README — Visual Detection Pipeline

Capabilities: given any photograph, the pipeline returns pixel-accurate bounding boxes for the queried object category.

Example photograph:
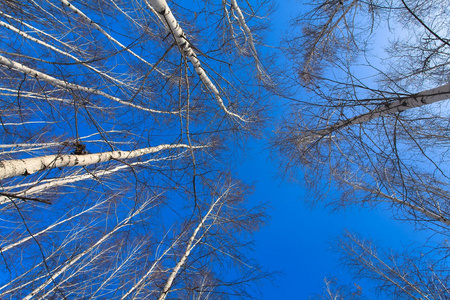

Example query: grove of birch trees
[278,0,450,298]
[2,0,450,298]
[0,0,272,298]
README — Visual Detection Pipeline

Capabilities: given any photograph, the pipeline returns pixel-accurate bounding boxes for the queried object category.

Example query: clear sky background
[235,1,433,298]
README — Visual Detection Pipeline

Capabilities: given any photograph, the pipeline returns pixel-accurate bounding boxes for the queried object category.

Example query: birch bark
[299,83,450,145]
[147,0,247,122]
[157,191,225,300]
[333,83,450,127]
[341,233,433,300]
[0,153,185,205]
[229,0,270,83]
[342,179,450,227]
[0,19,135,89]
[0,143,204,180]
[120,233,180,299]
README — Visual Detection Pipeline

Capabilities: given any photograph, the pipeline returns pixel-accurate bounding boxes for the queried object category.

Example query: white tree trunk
[120,234,179,299]
[229,0,270,83]
[122,188,226,300]
[0,19,133,88]
[90,242,144,299]
[334,83,450,128]
[0,55,177,114]
[0,87,75,107]
[157,190,225,300]
[299,83,450,146]
[147,0,247,122]
[344,234,429,300]
[344,180,450,226]
[0,143,204,180]
[0,152,185,205]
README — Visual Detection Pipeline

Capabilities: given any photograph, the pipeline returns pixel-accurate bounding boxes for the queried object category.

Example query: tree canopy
[277,0,450,298]
[0,0,273,298]
[1,0,450,298]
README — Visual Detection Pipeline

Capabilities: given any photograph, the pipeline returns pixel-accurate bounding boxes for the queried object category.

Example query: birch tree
[0,181,267,299]
[273,2,450,296]
[276,0,450,231]
[335,232,450,299]
[0,0,272,297]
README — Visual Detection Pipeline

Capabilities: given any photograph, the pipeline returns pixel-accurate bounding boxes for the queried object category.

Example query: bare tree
[335,232,450,299]
[276,2,450,296]
[0,0,273,297]
[276,0,450,231]
[0,180,268,299]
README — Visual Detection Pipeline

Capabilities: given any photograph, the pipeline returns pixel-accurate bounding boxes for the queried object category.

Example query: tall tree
[0,0,272,297]
[276,0,450,231]
[277,1,450,296]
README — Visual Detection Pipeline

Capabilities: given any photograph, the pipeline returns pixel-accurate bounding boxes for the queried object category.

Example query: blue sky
[234,1,434,297]
[237,140,431,298]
